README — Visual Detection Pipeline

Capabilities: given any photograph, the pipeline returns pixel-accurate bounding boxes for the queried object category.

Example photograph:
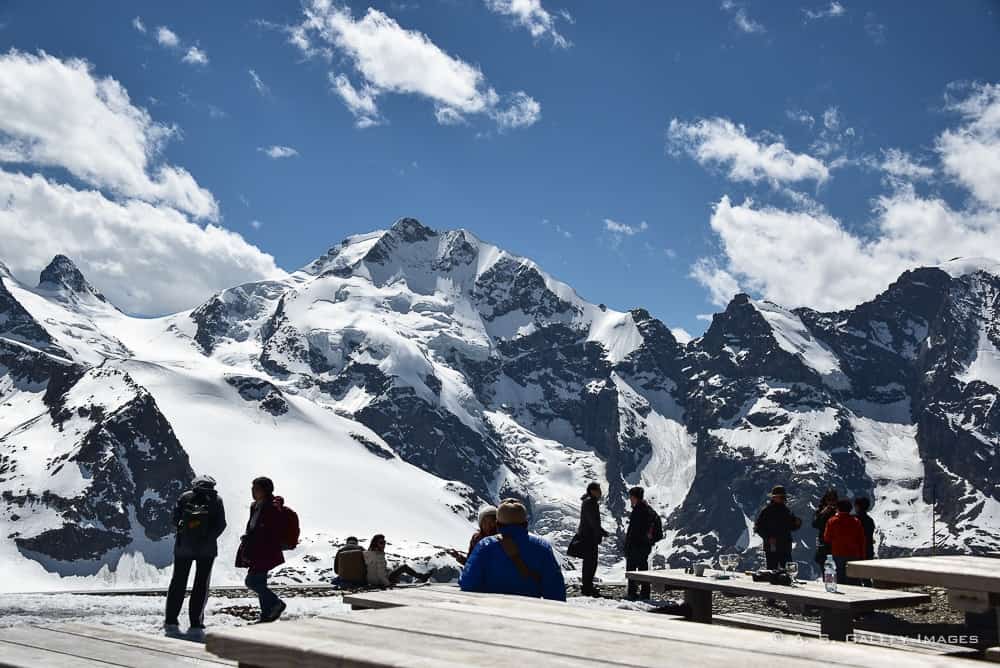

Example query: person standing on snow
[165,475,226,640]
[573,482,609,597]
[236,476,287,623]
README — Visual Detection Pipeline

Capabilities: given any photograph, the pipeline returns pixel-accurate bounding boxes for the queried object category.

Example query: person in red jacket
[236,476,287,622]
[823,499,866,584]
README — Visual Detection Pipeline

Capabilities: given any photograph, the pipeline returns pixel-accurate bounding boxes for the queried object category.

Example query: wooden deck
[0,623,235,667]
[207,600,980,667]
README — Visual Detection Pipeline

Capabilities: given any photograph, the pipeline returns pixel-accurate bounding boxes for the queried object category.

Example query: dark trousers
[245,571,282,617]
[581,546,598,593]
[765,550,791,571]
[626,549,651,599]
[833,557,856,585]
[165,556,214,628]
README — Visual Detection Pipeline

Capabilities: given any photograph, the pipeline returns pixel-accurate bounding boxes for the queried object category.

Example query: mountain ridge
[1,217,998,590]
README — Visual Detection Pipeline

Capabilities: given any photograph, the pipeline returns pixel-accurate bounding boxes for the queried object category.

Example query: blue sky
[1,1,999,335]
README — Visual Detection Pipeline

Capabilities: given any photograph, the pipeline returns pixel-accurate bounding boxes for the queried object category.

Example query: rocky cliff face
[2,223,999,585]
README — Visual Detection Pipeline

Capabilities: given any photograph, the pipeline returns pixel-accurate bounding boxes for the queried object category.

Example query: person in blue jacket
[459,498,566,601]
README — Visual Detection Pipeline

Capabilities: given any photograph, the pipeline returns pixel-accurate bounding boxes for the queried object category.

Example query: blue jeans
[245,572,282,617]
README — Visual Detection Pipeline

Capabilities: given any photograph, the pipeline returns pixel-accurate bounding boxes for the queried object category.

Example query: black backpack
[647,506,664,545]
[179,493,214,541]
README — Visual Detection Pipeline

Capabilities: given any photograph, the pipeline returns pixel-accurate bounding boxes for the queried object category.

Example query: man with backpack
[165,475,227,640]
[236,476,299,623]
[625,486,662,601]
[459,498,566,601]
[333,536,367,586]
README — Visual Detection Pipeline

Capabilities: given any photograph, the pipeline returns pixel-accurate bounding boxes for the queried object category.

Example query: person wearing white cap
[165,475,226,641]
[467,505,498,557]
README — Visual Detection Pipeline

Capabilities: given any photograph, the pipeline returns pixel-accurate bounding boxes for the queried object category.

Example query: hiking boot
[262,600,287,623]
[164,623,182,638]
[186,627,206,643]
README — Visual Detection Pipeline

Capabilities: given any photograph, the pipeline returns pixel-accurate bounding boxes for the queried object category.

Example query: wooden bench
[207,603,978,667]
[714,612,980,657]
[0,623,236,667]
[627,569,931,641]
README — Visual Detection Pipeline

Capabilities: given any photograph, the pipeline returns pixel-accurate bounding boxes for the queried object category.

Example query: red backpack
[273,496,300,550]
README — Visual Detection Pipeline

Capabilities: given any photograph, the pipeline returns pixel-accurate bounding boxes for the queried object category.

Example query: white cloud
[0,50,217,219]
[483,0,571,48]
[0,170,282,314]
[938,82,1000,209]
[803,2,846,21]
[207,104,227,120]
[604,219,649,236]
[721,1,766,34]
[691,257,742,306]
[493,91,541,130]
[694,191,1000,311]
[786,109,815,127]
[182,46,209,66]
[671,327,693,344]
[258,145,299,159]
[249,68,270,96]
[156,26,180,48]
[292,2,539,130]
[877,148,934,182]
[250,219,263,230]
[330,73,381,127]
[822,106,840,131]
[132,17,146,34]
[0,53,281,314]
[668,117,829,185]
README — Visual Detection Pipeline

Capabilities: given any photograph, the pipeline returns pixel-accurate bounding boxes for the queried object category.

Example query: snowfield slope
[1,223,999,590]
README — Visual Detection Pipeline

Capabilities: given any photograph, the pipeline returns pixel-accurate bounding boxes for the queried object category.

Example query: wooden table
[848,556,1000,639]
[206,602,976,667]
[0,623,235,667]
[626,569,930,640]
[344,585,684,635]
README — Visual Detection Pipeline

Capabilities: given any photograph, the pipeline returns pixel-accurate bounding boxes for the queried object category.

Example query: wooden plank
[344,589,684,632]
[627,570,930,610]
[207,617,596,668]
[0,626,212,667]
[36,624,236,665]
[300,605,972,667]
[0,640,118,668]
[715,614,980,656]
[847,556,1000,593]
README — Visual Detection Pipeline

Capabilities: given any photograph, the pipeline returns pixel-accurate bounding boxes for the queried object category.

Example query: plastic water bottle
[823,555,837,593]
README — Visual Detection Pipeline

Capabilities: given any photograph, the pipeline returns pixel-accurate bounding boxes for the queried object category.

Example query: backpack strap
[496,534,542,584]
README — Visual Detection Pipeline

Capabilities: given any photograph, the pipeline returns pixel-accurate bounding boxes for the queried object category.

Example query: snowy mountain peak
[37,255,107,303]
[389,217,437,242]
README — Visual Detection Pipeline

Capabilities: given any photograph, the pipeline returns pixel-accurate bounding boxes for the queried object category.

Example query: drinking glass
[727,553,739,577]
[786,561,799,582]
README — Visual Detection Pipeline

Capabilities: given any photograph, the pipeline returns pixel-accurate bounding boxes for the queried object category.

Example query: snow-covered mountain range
[1,218,998,591]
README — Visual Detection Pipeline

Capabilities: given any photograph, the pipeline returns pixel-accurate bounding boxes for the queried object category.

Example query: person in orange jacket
[823,499,866,584]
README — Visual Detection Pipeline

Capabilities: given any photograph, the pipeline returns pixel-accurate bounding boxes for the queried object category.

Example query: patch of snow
[753,300,851,390]
[957,323,1000,389]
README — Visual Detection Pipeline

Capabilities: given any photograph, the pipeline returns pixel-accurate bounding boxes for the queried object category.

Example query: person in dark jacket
[236,476,287,623]
[165,475,226,639]
[333,536,366,585]
[459,498,566,601]
[753,485,801,571]
[625,486,658,601]
[575,482,609,597]
[853,497,875,561]
[812,489,839,568]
